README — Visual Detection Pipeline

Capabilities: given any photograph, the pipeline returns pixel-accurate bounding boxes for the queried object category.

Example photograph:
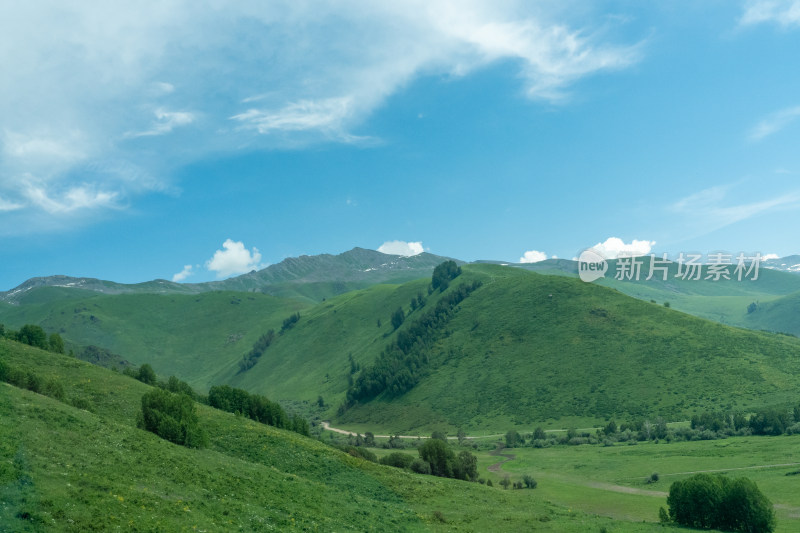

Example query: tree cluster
[666,474,775,532]
[280,312,300,334]
[366,436,479,483]
[0,359,66,402]
[207,384,309,436]
[417,439,478,481]
[137,388,207,448]
[239,329,275,372]
[342,280,482,408]
[430,260,461,292]
[1,323,65,354]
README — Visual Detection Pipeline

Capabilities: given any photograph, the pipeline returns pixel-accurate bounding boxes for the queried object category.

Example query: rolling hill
[0,290,308,389]
[223,265,800,432]
[3,260,800,434]
[744,290,800,337]
[0,338,667,532]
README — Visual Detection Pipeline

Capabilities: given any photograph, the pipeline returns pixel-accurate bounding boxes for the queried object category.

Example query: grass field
[473,436,800,532]
[1,339,682,532]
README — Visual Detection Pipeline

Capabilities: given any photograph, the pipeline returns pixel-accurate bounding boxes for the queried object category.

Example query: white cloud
[206,239,264,278]
[590,237,655,259]
[741,0,800,27]
[378,240,424,256]
[762,253,781,260]
[127,108,195,138]
[0,1,641,232]
[749,106,800,140]
[172,264,194,282]
[519,250,550,263]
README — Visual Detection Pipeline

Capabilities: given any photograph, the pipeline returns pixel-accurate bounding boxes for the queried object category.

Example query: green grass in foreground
[1,339,675,532]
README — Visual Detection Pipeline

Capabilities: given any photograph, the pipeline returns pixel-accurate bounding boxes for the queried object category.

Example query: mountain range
[2,248,800,433]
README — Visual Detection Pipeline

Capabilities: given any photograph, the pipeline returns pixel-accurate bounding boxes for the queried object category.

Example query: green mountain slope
[228,265,800,432]
[341,266,800,431]
[3,263,800,434]
[0,340,666,532]
[744,290,800,336]
[0,290,308,389]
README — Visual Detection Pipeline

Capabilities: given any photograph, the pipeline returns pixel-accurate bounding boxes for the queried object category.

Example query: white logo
[578,248,607,283]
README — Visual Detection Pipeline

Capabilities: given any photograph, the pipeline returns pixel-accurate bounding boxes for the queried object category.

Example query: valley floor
[358,431,800,532]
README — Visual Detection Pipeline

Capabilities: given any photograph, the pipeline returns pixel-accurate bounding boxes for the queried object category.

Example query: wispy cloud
[748,105,800,140]
[231,97,370,143]
[23,181,121,215]
[0,196,23,212]
[670,184,800,235]
[741,0,800,27]
[127,108,195,138]
[0,1,642,233]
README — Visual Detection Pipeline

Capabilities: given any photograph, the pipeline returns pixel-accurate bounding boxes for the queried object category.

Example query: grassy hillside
[335,265,800,432]
[4,264,800,435]
[744,290,800,336]
[0,290,308,390]
[0,339,669,532]
[516,256,800,329]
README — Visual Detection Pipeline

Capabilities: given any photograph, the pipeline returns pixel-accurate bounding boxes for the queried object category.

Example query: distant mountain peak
[0,247,460,304]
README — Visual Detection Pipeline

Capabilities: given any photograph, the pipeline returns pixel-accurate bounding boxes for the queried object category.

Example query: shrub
[410,458,431,475]
[344,446,377,462]
[48,333,65,354]
[42,379,66,401]
[136,364,157,386]
[25,372,42,393]
[137,389,206,448]
[380,452,416,469]
[523,474,538,489]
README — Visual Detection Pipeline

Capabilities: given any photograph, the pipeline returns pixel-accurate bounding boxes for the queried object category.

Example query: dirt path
[586,481,667,497]
[487,446,516,473]
[319,421,504,440]
[651,462,800,477]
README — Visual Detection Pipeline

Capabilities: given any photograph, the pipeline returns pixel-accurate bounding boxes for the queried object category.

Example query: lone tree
[391,307,405,330]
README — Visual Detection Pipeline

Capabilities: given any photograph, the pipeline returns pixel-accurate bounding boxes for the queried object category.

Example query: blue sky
[2,0,800,289]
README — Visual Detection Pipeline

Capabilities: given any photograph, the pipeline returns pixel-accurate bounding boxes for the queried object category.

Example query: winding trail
[320,421,504,440]
[487,446,516,473]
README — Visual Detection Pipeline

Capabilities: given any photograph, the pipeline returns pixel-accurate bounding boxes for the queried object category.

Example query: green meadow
[1,339,679,532]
